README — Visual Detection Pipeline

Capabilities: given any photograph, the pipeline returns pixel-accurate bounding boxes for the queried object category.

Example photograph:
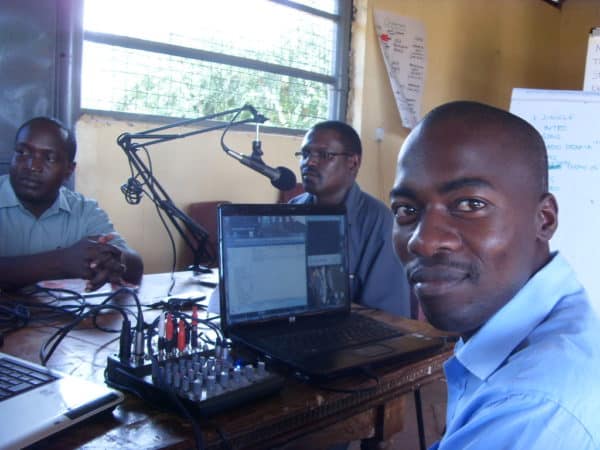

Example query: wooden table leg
[360,396,405,450]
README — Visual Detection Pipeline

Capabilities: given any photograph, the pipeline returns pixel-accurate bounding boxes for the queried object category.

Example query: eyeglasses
[294,149,353,162]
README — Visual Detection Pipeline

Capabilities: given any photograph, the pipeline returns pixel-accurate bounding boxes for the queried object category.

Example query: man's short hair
[311,120,362,156]
[15,116,77,162]
[423,101,549,193]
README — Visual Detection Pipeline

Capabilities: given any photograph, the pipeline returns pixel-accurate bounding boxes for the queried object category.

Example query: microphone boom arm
[117,104,267,273]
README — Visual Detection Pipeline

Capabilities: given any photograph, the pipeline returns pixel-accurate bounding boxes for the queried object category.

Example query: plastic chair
[186,200,230,268]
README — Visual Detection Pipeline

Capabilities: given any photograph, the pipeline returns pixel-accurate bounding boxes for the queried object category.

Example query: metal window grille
[81,0,351,131]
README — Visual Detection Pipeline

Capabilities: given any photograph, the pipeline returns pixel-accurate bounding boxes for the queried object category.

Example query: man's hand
[62,234,126,291]
[88,234,129,291]
[0,233,143,293]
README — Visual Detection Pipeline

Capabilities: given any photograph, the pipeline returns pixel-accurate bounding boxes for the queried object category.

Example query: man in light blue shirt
[0,175,126,256]
[390,101,600,449]
[291,120,410,317]
[0,117,143,292]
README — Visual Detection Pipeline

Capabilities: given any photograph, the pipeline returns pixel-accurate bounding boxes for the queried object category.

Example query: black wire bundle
[3,283,230,450]
[39,302,131,366]
[0,287,90,339]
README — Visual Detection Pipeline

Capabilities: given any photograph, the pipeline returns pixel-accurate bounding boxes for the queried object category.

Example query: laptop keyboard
[260,313,403,355]
[0,356,57,401]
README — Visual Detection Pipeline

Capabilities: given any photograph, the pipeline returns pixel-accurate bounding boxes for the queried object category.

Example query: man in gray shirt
[290,121,410,317]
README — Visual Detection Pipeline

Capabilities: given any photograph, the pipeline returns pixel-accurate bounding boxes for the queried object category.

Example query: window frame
[79,0,352,134]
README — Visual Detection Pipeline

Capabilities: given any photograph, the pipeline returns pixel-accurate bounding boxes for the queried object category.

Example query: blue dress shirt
[290,182,410,317]
[0,175,127,256]
[432,253,600,450]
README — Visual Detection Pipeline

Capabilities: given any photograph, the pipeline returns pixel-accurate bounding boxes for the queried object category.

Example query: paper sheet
[374,10,427,129]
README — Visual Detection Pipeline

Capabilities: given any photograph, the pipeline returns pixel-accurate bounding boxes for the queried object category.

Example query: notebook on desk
[218,203,444,379]
[0,352,124,450]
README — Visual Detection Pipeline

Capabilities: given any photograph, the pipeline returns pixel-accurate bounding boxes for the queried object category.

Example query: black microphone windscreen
[121,178,143,204]
[272,167,297,191]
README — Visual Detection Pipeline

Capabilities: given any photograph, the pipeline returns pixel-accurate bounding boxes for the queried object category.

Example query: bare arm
[0,249,76,291]
[0,235,144,292]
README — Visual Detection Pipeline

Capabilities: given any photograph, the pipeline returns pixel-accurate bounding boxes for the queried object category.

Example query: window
[81,0,351,131]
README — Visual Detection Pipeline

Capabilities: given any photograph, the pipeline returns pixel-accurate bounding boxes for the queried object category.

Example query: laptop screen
[218,204,349,328]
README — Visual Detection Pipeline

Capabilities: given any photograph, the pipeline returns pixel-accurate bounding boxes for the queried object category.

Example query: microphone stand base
[187,264,213,275]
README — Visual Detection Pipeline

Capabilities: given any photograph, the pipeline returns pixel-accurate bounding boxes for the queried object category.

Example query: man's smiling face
[390,113,555,338]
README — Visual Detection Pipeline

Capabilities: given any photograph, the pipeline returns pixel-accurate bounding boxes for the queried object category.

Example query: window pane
[290,0,338,14]
[81,42,329,129]
[83,0,336,76]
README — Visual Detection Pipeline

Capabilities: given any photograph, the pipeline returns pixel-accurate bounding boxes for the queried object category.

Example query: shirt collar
[455,252,583,380]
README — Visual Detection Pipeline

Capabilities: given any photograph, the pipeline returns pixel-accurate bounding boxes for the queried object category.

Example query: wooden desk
[1,272,452,450]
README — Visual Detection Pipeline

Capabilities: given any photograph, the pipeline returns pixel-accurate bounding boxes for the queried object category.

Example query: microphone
[220,113,297,191]
[121,177,143,204]
[234,153,297,191]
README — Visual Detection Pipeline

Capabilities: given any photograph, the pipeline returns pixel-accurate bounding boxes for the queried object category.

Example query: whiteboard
[510,88,600,313]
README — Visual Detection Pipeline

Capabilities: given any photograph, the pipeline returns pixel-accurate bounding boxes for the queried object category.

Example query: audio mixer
[105,307,284,416]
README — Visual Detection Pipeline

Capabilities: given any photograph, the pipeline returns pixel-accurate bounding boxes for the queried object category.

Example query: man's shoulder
[0,174,11,193]
[58,187,123,242]
[347,183,385,207]
[358,188,389,210]
[0,175,23,208]
[490,296,600,398]
[348,184,393,222]
[0,175,12,200]
[59,186,97,205]
[58,187,106,216]
[483,319,600,442]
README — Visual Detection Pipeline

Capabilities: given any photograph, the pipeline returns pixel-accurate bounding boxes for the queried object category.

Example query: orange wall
[558,0,600,89]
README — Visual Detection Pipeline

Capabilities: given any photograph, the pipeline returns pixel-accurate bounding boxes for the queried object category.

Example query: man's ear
[348,154,361,175]
[536,193,558,243]
[63,161,76,182]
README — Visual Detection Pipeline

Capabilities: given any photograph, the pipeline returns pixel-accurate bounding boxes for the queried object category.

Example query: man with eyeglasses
[289,120,410,317]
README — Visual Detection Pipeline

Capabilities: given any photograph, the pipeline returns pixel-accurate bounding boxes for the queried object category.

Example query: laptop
[218,203,445,379]
[0,352,124,450]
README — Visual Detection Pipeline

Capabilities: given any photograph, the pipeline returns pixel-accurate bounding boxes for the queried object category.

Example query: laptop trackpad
[350,344,393,357]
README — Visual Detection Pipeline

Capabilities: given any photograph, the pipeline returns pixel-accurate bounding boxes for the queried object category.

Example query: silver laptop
[0,352,124,450]
[218,203,445,379]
